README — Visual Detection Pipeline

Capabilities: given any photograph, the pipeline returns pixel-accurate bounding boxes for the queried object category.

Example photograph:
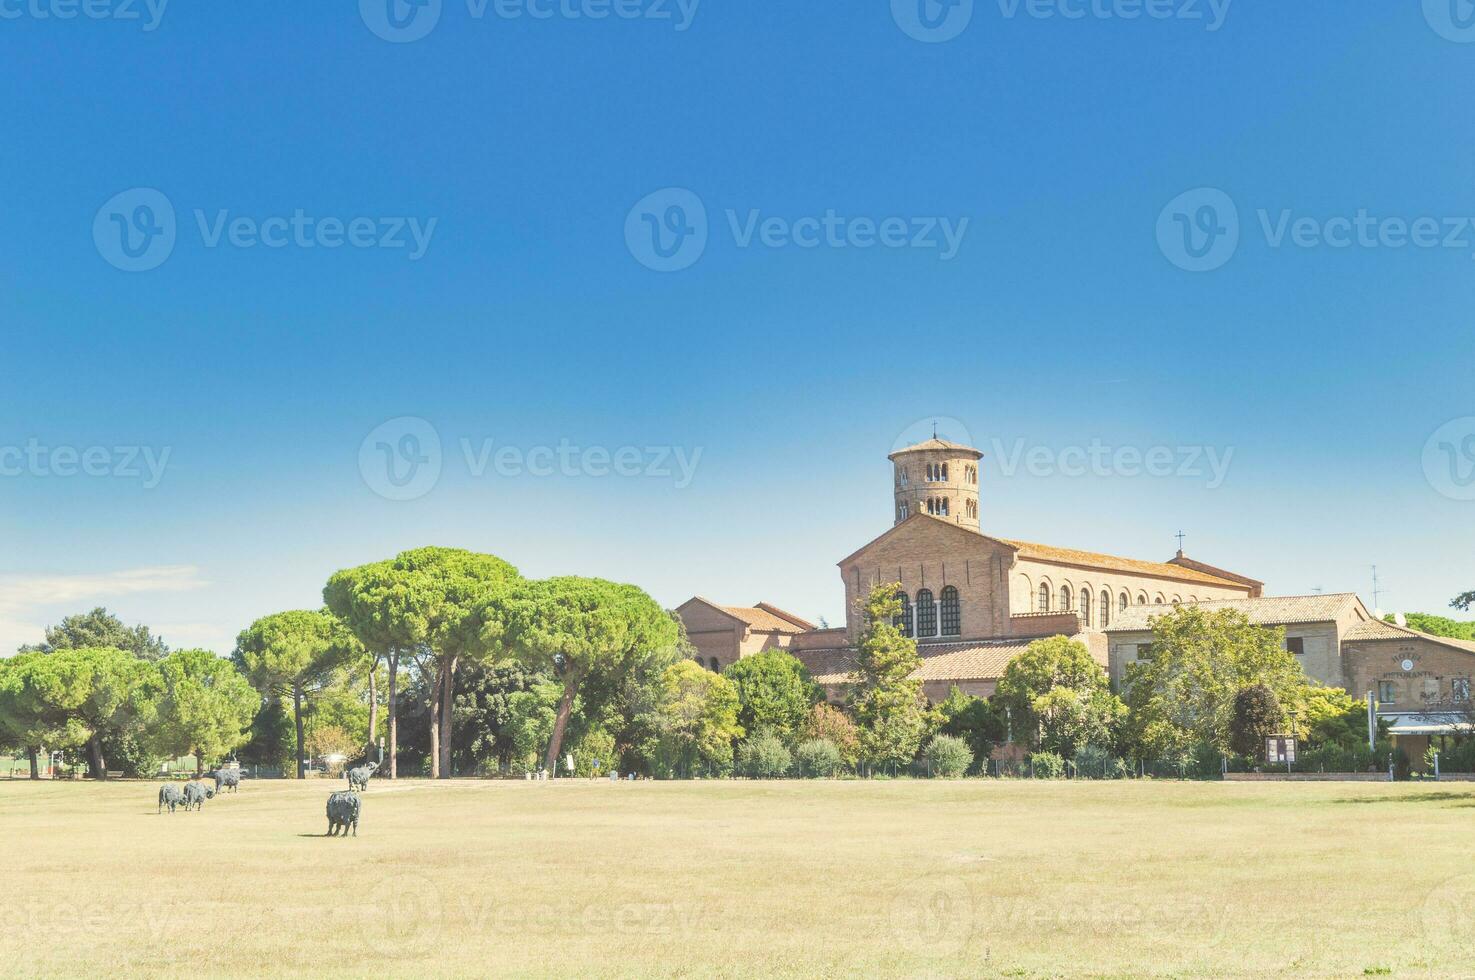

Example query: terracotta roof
[1345,618,1475,654]
[1000,539,1251,590]
[1105,593,1368,632]
[718,604,814,633]
[797,636,1097,687]
[888,438,983,460]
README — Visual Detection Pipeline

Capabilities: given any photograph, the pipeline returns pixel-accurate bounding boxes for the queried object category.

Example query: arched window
[898,467,909,487]
[894,591,914,637]
[940,586,960,636]
[1060,586,1072,611]
[1039,584,1051,612]
[1136,592,1148,605]
[1081,588,1092,627]
[1170,595,1182,605]
[898,502,909,520]
[1188,595,1198,602]
[916,589,937,637]
[1119,592,1129,612]
[1154,593,1166,605]
[965,499,977,519]
[940,497,949,516]
[1100,590,1111,627]
[941,463,948,481]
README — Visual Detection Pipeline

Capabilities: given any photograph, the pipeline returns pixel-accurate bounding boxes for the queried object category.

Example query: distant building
[674,435,1475,766]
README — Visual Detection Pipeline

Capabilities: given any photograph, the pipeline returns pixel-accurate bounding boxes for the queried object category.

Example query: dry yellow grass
[3,777,1473,978]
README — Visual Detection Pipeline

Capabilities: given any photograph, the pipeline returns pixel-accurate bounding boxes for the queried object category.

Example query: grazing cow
[347,761,378,792]
[326,791,361,837]
[212,769,241,794]
[182,781,215,811]
[158,784,184,814]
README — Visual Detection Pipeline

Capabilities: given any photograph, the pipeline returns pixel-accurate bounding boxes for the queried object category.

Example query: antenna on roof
[932,419,938,439]
[1175,530,1186,557]
[1371,565,1384,610]
[1312,586,1323,594]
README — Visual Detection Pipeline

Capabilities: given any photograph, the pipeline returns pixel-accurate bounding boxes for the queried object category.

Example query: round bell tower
[889,437,983,531]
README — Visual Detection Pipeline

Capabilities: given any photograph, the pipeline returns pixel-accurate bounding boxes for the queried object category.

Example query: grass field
[3,778,1474,978]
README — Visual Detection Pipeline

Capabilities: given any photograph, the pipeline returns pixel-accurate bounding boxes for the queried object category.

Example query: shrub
[926,734,973,778]
[1030,751,1065,779]
[737,732,792,778]
[1074,744,1128,779]
[794,738,845,778]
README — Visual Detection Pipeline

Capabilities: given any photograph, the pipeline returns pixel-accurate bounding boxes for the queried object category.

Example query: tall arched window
[916,589,937,638]
[1119,592,1129,613]
[898,502,909,520]
[1100,590,1111,627]
[1136,592,1148,605]
[1039,583,1051,612]
[940,586,960,636]
[1060,586,1072,611]
[894,591,914,637]
[1081,588,1092,627]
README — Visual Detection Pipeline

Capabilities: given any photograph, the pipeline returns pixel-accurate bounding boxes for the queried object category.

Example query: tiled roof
[888,438,983,459]
[1000,539,1251,589]
[719,604,814,633]
[1105,593,1366,632]
[1345,618,1475,653]
[798,638,1073,686]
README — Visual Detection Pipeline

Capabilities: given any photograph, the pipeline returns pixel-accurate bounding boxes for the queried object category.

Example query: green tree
[799,703,861,769]
[0,647,161,778]
[0,655,69,778]
[925,733,973,777]
[793,738,845,778]
[1387,612,1475,642]
[234,610,359,779]
[18,607,169,660]
[655,659,743,777]
[1229,684,1285,758]
[736,731,792,778]
[389,547,520,779]
[994,636,1123,758]
[722,650,821,742]
[153,649,259,773]
[937,686,1005,767]
[847,584,931,773]
[1123,607,1308,755]
[450,661,547,773]
[485,577,677,775]
[1455,590,1475,613]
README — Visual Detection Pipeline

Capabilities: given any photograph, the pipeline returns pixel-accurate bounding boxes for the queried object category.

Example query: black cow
[326,791,361,837]
[347,762,378,792]
[182,781,215,811]
[158,784,184,814]
[212,769,241,794]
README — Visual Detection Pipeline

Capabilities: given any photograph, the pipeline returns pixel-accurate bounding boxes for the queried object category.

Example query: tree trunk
[195,749,204,777]
[439,655,458,779]
[366,653,380,761]
[293,682,306,780]
[543,669,581,776]
[428,659,442,780]
[87,736,106,780]
[27,747,39,780]
[388,648,399,779]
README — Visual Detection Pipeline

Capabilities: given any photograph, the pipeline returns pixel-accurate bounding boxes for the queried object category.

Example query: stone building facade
[677,436,1259,702]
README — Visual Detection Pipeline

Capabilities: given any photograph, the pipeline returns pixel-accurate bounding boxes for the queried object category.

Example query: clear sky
[2,2,1473,654]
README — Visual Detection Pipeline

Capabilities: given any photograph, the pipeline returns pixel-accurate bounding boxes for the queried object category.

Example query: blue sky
[2,1,1473,654]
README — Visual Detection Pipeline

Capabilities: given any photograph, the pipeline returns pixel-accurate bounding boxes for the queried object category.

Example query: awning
[1379,712,1474,736]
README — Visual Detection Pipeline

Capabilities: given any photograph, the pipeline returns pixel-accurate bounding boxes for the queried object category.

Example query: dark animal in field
[158,784,184,814]
[326,791,361,837]
[182,781,215,811]
[347,761,378,792]
[212,769,241,794]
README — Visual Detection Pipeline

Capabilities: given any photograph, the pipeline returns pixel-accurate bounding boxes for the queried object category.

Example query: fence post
[1434,751,1441,780]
